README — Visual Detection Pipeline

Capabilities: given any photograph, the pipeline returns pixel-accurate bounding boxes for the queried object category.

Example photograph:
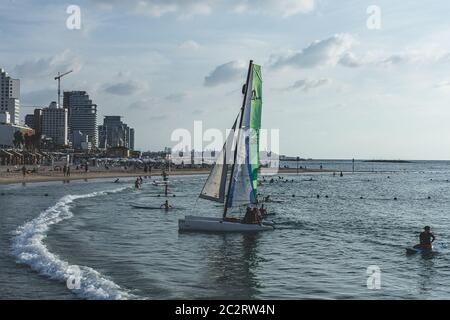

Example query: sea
[1,159,450,300]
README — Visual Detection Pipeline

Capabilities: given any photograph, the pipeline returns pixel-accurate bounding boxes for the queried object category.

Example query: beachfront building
[98,116,135,150]
[24,108,43,136]
[41,102,68,147]
[71,130,91,150]
[64,91,98,148]
[0,115,34,149]
[0,68,20,125]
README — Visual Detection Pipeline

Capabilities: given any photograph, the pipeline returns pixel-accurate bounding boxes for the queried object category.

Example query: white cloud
[233,0,315,17]
[271,34,356,69]
[91,0,215,18]
[434,80,450,89]
[284,78,331,92]
[204,61,247,87]
[91,0,315,18]
[338,52,362,68]
[178,40,200,50]
[13,50,82,79]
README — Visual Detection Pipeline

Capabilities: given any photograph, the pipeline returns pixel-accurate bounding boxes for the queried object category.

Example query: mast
[223,60,253,218]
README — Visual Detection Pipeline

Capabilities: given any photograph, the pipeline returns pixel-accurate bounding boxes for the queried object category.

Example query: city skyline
[1,1,450,159]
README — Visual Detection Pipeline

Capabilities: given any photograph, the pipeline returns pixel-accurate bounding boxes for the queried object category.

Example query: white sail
[225,63,260,210]
[199,114,239,203]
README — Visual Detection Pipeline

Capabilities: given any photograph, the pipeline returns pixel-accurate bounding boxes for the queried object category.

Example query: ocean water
[1,160,450,300]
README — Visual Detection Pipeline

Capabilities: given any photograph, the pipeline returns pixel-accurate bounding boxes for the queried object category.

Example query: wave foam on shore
[11,187,138,300]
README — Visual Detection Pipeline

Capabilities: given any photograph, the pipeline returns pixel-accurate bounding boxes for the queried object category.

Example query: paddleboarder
[413,226,435,250]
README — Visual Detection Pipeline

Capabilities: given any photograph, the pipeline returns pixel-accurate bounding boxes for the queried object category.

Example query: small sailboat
[179,60,274,232]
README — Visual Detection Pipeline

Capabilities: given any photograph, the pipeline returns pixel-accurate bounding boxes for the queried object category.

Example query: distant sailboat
[178,60,274,232]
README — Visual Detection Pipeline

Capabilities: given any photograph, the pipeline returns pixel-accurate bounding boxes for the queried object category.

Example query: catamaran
[178,60,274,232]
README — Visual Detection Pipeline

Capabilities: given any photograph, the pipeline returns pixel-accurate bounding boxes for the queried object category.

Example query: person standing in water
[413,226,435,250]
[161,200,172,210]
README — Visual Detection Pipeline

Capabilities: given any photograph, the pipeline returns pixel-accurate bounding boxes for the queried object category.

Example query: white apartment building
[0,68,20,125]
[42,101,68,146]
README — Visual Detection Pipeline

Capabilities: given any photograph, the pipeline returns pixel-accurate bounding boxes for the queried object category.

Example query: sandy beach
[0,166,327,185]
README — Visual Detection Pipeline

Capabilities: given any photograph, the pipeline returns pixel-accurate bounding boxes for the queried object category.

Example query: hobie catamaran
[178,60,274,232]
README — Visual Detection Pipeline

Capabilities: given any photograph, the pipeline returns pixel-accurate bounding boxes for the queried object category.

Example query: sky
[1,0,450,159]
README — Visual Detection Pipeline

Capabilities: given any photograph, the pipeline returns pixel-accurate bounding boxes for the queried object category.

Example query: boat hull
[179,216,274,232]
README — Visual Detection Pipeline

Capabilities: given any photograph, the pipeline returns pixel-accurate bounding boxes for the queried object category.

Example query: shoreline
[0,167,332,185]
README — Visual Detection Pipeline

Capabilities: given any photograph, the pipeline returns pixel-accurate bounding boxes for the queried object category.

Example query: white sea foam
[11,187,137,300]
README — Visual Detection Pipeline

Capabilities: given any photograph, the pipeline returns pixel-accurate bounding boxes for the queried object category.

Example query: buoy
[360,196,363,199]
[427,196,431,199]
[394,197,397,200]
[292,194,295,197]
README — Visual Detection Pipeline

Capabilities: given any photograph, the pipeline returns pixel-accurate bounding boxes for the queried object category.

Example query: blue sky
[1,0,450,159]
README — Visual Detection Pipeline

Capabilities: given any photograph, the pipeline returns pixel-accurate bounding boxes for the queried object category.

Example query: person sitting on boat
[413,226,435,250]
[252,207,261,224]
[259,204,267,216]
[161,200,172,210]
[243,206,252,223]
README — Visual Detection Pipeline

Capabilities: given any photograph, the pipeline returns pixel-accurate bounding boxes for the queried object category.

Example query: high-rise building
[0,68,20,125]
[99,116,135,150]
[41,101,68,146]
[24,107,43,135]
[129,128,135,150]
[64,91,98,147]
[98,125,107,149]
[24,114,35,128]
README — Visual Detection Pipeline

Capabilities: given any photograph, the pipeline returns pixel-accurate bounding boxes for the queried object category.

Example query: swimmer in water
[161,200,172,210]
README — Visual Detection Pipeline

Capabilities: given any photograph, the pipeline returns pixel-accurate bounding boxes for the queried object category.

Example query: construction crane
[54,70,73,108]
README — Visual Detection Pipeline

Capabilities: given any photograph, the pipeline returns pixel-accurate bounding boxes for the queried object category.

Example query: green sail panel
[226,62,262,210]
[249,64,262,195]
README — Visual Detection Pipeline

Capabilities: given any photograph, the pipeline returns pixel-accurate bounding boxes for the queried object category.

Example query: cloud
[103,80,144,96]
[91,0,214,18]
[149,114,169,120]
[178,40,200,50]
[338,52,362,68]
[271,33,357,69]
[13,50,82,79]
[233,0,315,17]
[21,88,56,106]
[434,80,450,89]
[165,92,188,102]
[129,98,157,110]
[284,78,331,92]
[204,61,247,87]
[90,0,315,18]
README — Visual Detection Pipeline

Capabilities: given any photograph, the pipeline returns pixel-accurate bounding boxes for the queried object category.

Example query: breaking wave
[11,187,138,300]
